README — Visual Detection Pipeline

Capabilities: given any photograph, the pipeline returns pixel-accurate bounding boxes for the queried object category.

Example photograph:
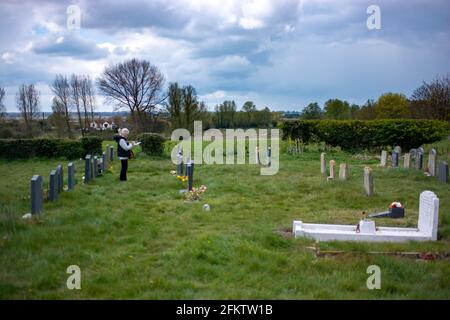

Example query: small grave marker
[364,166,374,197]
[339,163,348,181]
[49,170,58,201]
[68,162,75,190]
[31,175,43,214]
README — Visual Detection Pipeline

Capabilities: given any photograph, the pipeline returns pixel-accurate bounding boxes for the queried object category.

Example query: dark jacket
[114,135,131,158]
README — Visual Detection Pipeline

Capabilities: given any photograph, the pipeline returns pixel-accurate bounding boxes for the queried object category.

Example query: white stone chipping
[293,191,439,242]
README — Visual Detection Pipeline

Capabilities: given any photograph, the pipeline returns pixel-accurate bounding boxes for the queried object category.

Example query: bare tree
[411,74,450,121]
[16,84,40,137]
[70,74,84,136]
[97,58,165,132]
[0,86,6,119]
[51,74,73,138]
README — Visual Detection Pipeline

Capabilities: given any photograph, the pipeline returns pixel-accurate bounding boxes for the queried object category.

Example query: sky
[0,0,449,112]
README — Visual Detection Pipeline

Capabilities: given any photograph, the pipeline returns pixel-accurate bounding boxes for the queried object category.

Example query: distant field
[0,139,449,299]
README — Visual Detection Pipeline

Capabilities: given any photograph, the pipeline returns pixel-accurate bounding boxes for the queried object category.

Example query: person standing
[113,128,136,181]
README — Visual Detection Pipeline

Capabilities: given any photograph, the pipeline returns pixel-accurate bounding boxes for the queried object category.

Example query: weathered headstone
[438,161,448,183]
[85,155,91,183]
[416,150,424,170]
[403,153,411,169]
[31,175,43,214]
[93,156,98,179]
[428,148,437,176]
[49,170,58,201]
[320,153,326,175]
[176,148,183,175]
[339,163,348,181]
[255,147,261,165]
[394,146,402,154]
[68,162,75,190]
[327,160,336,181]
[380,150,387,167]
[363,166,374,197]
[56,164,63,193]
[391,151,399,167]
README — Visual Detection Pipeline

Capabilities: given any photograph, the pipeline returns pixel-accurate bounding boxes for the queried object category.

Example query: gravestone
[176,148,183,175]
[85,155,91,183]
[56,164,63,193]
[380,150,387,167]
[438,162,448,183]
[327,160,336,181]
[415,149,423,170]
[109,146,114,161]
[394,146,402,154]
[339,163,348,181]
[363,166,374,197]
[102,152,107,173]
[320,153,326,175]
[391,151,399,167]
[428,148,437,176]
[187,161,193,191]
[68,162,75,190]
[31,175,43,214]
[49,170,58,201]
[93,156,98,179]
[255,147,261,165]
[267,147,272,167]
[403,153,411,169]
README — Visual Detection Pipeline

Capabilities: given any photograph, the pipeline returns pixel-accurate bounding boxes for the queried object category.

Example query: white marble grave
[293,191,439,242]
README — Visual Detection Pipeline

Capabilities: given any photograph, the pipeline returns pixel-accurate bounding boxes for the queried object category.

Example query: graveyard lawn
[0,140,449,299]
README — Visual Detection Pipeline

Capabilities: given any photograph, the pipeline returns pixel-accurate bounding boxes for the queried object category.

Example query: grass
[0,139,449,299]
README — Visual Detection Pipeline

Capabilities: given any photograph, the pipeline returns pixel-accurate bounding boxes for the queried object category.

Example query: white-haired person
[113,128,137,181]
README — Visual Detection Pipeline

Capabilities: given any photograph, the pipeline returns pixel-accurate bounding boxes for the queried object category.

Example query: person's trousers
[120,159,128,181]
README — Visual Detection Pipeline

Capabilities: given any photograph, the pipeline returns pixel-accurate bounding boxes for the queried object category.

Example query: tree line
[300,74,450,121]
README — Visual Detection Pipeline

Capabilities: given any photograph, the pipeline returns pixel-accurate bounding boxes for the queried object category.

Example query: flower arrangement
[177,175,188,183]
[389,202,403,209]
[185,185,207,201]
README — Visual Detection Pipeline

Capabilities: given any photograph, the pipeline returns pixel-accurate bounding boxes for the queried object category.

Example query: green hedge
[0,137,102,160]
[139,133,166,156]
[281,120,449,151]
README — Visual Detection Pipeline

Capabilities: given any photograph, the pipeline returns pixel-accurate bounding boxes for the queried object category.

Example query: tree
[324,99,350,119]
[79,75,96,128]
[165,82,183,129]
[0,86,6,119]
[16,84,40,137]
[358,99,377,120]
[50,97,68,137]
[242,101,256,127]
[411,74,450,121]
[301,102,322,119]
[215,100,236,128]
[70,74,84,135]
[51,75,73,138]
[182,85,198,133]
[97,58,165,132]
[349,104,360,119]
[375,92,410,119]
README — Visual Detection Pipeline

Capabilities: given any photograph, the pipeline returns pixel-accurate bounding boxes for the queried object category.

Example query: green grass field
[0,140,449,299]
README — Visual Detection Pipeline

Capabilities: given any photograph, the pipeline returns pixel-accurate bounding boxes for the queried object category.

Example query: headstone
[394,145,402,154]
[416,150,423,170]
[31,175,43,214]
[327,160,335,181]
[56,164,63,193]
[49,170,58,201]
[187,161,193,191]
[255,147,261,165]
[102,152,107,173]
[339,163,348,181]
[363,166,374,197]
[267,147,272,167]
[438,161,448,183]
[428,149,437,176]
[403,153,411,169]
[85,155,91,183]
[93,156,98,179]
[320,153,326,175]
[68,162,75,190]
[109,146,114,161]
[380,150,387,167]
[391,151,399,167]
[176,148,183,175]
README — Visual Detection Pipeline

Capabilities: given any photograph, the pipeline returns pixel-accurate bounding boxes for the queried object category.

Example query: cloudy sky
[0,0,449,112]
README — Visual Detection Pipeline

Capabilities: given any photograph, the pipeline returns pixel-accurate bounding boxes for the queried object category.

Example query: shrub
[0,137,103,160]
[139,133,166,156]
[281,119,449,151]
[80,136,102,157]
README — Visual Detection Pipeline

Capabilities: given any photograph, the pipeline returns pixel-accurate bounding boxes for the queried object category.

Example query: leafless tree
[51,74,73,138]
[97,58,165,132]
[411,74,450,121]
[70,74,84,135]
[0,86,6,119]
[16,84,40,137]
